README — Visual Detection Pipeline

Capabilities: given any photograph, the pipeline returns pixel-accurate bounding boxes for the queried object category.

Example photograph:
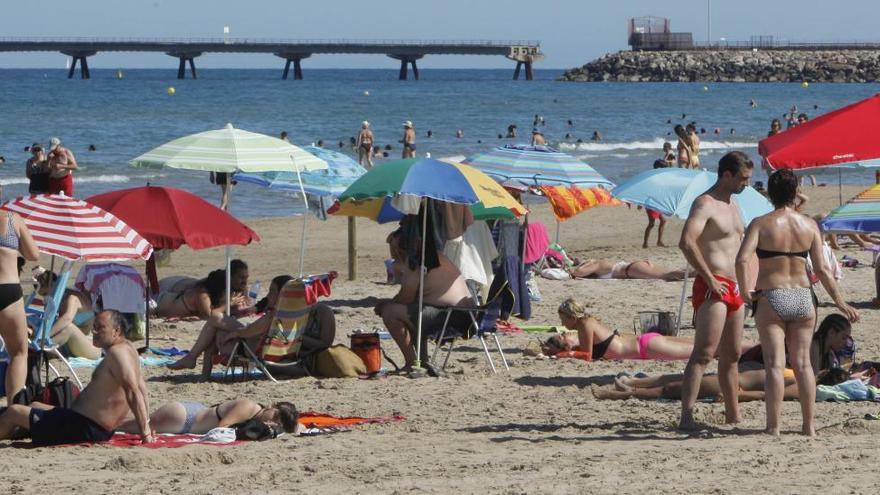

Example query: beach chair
[219,273,336,382]
[427,281,511,374]
[24,268,84,389]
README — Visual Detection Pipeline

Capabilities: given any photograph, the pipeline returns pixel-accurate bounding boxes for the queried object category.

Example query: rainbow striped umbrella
[461,144,614,188]
[1,194,153,262]
[820,184,880,233]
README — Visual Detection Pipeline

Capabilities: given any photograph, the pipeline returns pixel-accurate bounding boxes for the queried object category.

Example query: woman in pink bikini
[542,298,693,361]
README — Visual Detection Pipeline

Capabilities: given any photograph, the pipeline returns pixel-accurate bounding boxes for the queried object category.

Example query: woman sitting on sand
[32,270,101,359]
[167,275,336,379]
[118,399,300,435]
[567,258,688,281]
[541,298,694,361]
[154,269,227,319]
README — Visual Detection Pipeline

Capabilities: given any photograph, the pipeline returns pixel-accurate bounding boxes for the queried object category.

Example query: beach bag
[314,345,367,378]
[350,333,382,374]
[234,418,280,441]
[633,311,678,336]
[39,377,80,408]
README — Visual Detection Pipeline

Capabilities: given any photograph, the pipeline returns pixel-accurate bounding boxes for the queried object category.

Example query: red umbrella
[1,194,153,262]
[86,185,259,250]
[759,93,880,171]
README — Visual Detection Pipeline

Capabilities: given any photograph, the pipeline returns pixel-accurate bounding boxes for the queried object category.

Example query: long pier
[0,37,544,80]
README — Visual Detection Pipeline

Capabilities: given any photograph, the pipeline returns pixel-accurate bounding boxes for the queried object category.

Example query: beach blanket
[816,379,880,402]
[69,355,176,369]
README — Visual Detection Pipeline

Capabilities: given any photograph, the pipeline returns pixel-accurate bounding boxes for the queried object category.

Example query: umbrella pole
[414,198,428,371]
[294,162,309,277]
[225,247,232,317]
[348,216,357,281]
[676,263,690,334]
[838,169,843,206]
[555,220,560,244]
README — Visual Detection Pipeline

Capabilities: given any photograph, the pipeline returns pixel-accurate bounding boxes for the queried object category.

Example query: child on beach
[643,159,669,248]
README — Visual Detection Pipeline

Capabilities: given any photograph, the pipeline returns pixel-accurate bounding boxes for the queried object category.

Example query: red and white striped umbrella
[0,194,153,262]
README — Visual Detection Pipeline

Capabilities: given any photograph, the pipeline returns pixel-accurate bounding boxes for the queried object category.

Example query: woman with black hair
[736,168,858,437]
[155,269,228,319]
[119,399,299,435]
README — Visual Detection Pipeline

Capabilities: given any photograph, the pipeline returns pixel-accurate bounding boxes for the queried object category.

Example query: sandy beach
[3,183,879,495]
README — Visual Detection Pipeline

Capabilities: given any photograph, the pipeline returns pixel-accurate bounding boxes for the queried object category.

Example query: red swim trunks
[48,174,74,196]
[692,274,744,315]
[645,208,662,221]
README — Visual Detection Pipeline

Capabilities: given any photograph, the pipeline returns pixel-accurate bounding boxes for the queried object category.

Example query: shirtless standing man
[401,121,416,158]
[0,310,153,446]
[678,151,754,430]
[46,137,77,196]
[376,230,473,371]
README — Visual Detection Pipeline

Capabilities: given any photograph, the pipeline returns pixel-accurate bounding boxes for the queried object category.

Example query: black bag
[234,418,280,441]
[39,377,81,408]
[12,351,48,405]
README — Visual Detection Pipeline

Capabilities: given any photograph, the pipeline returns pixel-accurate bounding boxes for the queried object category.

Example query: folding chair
[428,303,509,374]
[25,265,83,389]
[219,273,336,382]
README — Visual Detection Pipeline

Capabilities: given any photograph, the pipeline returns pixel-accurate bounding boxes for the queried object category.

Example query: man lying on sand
[118,399,300,435]
[0,310,153,446]
[567,258,689,281]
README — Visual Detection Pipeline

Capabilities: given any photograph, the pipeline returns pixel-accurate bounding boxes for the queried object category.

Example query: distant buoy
[116,70,124,79]
[166,87,176,96]
[801,81,809,88]
[702,86,709,91]
[363,91,369,96]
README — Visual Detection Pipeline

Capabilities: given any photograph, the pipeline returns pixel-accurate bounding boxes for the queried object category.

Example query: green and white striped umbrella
[129,123,328,173]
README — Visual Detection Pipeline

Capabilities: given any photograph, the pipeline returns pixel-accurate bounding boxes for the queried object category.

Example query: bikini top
[0,213,19,251]
[592,330,619,360]
[755,247,808,259]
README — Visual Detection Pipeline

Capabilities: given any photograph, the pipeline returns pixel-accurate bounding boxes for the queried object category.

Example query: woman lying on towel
[566,258,688,281]
[541,298,693,361]
[118,399,300,435]
[167,275,335,379]
[591,367,851,402]
[154,269,227,319]
[33,270,101,359]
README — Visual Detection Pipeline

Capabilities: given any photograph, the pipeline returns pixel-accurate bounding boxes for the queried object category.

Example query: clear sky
[1,0,878,69]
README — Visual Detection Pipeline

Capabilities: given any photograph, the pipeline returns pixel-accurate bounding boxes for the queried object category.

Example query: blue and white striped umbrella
[462,144,614,188]
[233,146,367,197]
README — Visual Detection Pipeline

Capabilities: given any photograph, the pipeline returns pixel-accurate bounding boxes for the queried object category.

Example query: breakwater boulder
[558,50,880,83]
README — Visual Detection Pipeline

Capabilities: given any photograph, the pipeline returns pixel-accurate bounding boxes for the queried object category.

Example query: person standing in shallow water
[356,121,374,168]
[401,121,416,158]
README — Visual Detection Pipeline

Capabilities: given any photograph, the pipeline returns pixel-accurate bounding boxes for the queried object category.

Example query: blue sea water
[0,68,878,218]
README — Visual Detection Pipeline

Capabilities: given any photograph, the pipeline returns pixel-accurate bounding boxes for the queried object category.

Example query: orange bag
[350,333,382,373]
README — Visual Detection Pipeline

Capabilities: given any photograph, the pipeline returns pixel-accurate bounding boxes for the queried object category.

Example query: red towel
[302,272,338,305]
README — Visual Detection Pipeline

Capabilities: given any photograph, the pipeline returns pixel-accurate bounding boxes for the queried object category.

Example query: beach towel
[540,185,621,222]
[523,222,550,264]
[68,355,176,369]
[816,379,880,402]
[298,411,405,431]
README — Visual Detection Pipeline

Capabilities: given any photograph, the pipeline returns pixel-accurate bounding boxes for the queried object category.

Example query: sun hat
[403,121,413,128]
[49,137,61,150]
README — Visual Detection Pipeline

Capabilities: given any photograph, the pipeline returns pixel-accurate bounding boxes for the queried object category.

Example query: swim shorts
[692,274,744,315]
[645,208,662,221]
[47,174,73,196]
[407,303,472,339]
[29,407,113,447]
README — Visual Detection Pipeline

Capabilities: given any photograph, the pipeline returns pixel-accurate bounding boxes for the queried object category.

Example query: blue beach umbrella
[611,167,773,332]
[611,168,772,225]
[461,144,615,188]
[820,184,880,234]
[232,147,368,275]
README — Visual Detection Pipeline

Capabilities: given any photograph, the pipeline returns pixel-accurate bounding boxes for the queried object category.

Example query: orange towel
[298,412,405,429]
[540,186,620,221]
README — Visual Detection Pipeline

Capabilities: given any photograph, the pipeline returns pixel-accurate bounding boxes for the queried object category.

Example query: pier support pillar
[389,54,424,80]
[62,51,96,79]
[513,61,534,81]
[507,45,543,81]
[276,53,312,80]
[167,52,202,79]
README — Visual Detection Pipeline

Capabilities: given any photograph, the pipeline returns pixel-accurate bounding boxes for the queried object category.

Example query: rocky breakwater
[559,50,880,83]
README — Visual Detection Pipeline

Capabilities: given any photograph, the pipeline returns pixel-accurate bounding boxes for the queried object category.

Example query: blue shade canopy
[611,168,772,224]
[462,144,614,188]
[233,146,367,197]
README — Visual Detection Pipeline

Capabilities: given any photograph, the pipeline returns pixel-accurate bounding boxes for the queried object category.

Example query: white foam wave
[0,174,135,186]
[557,138,756,153]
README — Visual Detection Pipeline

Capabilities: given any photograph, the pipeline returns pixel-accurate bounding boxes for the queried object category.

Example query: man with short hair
[0,310,153,446]
[401,121,416,158]
[46,137,77,196]
[677,151,754,430]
